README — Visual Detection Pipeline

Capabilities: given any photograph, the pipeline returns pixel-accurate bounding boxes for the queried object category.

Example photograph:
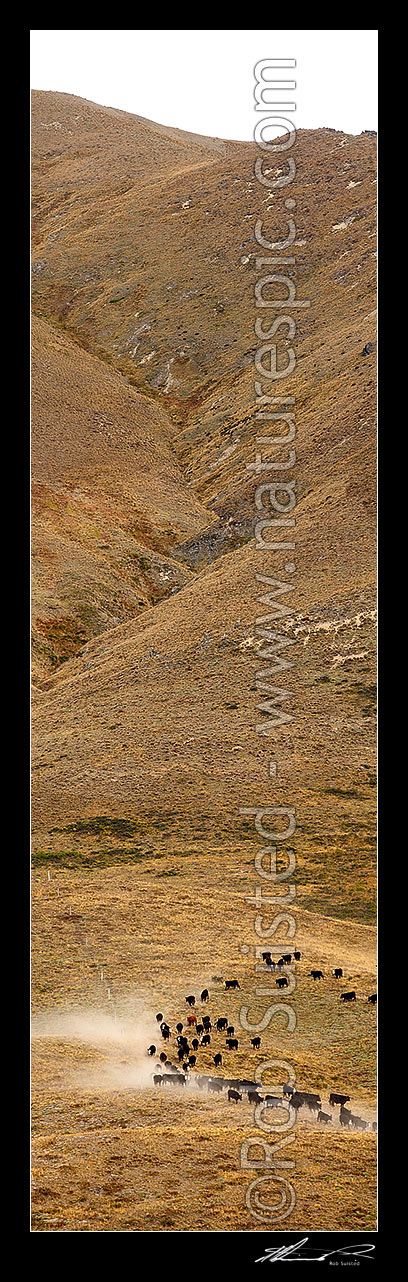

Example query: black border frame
[26,25,382,1263]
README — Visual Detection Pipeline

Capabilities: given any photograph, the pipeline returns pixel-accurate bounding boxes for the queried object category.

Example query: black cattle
[264,1095,282,1108]
[202,1016,211,1029]
[196,1075,210,1089]
[294,951,301,961]
[176,1022,183,1033]
[372,1121,377,1132]
[159,1052,167,1063]
[290,1092,305,1112]
[227,1025,235,1036]
[213,1053,222,1067]
[266,960,275,971]
[177,1035,187,1046]
[225,979,240,990]
[161,1027,170,1040]
[177,1047,185,1062]
[248,1090,262,1105]
[276,975,288,988]
[160,1021,169,1031]
[310,970,324,980]
[147,1044,156,1055]
[153,1074,163,1086]
[340,1106,352,1127]
[201,1033,211,1045]
[329,1092,350,1107]
[282,954,292,964]
[251,1036,261,1049]
[350,1114,368,1130]
[155,1013,163,1022]
[208,1078,224,1093]
[228,1088,242,1103]
[340,990,356,1002]
[215,1017,228,1031]
[186,995,196,1006]
[317,1110,332,1125]
[276,959,284,969]
[188,1055,196,1067]
[302,1092,321,1113]
[226,1037,238,1050]
[368,993,377,1005]
[333,968,343,979]
[196,1024,204,1035]
[192,1038,199,1051]
[283,1084,294,1098]
[201,989,209,1003]
[262,951,271,962]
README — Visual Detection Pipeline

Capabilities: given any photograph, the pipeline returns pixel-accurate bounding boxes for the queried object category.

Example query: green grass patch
[31,847,165,869]
[325,787,361,799]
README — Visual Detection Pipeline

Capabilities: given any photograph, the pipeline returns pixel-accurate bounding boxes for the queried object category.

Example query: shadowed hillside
[32,313,211,678]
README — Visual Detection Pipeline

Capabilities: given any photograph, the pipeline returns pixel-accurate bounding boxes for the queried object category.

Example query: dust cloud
[31,1004,166,1092]
[31,1006,377,1126]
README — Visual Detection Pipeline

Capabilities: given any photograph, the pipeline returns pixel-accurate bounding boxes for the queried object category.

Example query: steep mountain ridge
[31,93,376,926]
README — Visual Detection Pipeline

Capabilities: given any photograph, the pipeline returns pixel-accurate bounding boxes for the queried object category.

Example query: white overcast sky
[31,29,378,141]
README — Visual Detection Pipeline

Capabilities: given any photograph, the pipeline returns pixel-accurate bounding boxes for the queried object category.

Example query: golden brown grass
[31,853,376,1232]
[31,1067,376,1233]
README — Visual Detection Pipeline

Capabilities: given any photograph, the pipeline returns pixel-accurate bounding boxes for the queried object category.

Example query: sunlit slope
[31,93,376,412]
[32,524,375,922]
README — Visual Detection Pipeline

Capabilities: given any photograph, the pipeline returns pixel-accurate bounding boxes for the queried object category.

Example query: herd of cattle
[259,952,377,1005]
[145,960,376,1132]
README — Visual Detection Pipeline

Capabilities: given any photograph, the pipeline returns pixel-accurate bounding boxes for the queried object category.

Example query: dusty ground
[31,855,376,1232]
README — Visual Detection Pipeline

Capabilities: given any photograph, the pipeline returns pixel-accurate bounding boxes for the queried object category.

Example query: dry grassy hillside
[31,92,377,1233]
[31,92,375,410]
[31,314,211,678]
